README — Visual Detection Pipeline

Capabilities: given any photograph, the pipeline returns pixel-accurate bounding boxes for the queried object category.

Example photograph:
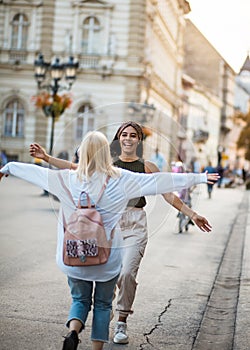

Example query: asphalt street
[0,176,250,350]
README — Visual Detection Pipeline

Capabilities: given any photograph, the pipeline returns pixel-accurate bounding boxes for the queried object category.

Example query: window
[11,13,29,50]
[4,99,25,137]
[82,16,101,54]
[76,104,95,139]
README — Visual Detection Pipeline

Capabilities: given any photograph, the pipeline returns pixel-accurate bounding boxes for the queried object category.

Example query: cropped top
[113,158,146,208]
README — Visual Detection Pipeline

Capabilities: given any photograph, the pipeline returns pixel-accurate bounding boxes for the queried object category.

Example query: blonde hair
[76,131,120,180]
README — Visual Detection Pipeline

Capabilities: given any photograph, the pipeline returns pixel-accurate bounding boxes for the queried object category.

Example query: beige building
[183,19,238,169]
[0,0,190,163]
[180,74,222,169]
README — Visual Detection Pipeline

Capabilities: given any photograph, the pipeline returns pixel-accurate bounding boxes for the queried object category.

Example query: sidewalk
[234,190,250,350]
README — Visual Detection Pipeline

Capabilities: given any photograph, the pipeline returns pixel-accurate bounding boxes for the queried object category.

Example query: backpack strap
[58,172,110,207]
[58,172,75,205]
[96,175,110,204]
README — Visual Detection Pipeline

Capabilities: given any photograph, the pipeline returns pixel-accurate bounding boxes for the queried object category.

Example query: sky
[187,0,250,73]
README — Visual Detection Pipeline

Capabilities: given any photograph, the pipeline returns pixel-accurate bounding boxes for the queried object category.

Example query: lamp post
[34,54,78,155]
[217,145,224,166]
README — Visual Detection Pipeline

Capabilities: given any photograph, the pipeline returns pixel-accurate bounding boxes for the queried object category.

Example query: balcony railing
[193,129,209,143]
[9,51,28,64]
[79,55,101,68]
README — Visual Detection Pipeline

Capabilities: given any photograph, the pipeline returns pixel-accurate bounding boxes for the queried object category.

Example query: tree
[236,110,250,161]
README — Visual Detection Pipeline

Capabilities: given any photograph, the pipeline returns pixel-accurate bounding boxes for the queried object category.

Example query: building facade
[0,0,190,163]
[234,55,250,170]
[183,19,238,169]
[180,74,222,170]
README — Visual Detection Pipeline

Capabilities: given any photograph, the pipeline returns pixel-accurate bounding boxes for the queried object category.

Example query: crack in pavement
[139,299,172,349]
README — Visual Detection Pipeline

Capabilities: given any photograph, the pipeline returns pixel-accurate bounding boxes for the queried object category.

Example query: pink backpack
[59,173,112,266]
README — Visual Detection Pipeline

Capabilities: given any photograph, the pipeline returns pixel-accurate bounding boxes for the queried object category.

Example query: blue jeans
[67,274,119,342]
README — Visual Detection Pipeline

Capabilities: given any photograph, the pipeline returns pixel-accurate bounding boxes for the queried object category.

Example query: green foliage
[236,110,250,161]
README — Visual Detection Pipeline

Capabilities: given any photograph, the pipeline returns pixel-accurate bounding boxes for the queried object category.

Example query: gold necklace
[119,156,139,162]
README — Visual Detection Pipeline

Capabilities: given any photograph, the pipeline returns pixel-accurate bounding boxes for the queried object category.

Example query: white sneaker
[113,321,129,344]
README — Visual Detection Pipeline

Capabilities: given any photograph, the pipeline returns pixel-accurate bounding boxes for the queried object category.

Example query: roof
[240,54,250,73]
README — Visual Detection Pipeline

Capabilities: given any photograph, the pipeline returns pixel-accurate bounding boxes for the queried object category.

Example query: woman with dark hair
[109,121,212,344]
[29,122,213,345]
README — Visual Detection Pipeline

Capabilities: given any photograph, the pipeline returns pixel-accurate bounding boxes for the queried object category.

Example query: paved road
[0,176,250,349]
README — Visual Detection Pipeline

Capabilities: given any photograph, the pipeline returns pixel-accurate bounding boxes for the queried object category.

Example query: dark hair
[73,147,79,164]
[110,121,144,158]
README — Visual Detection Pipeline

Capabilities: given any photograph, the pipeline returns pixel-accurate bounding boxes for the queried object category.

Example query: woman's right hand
[205,171,220,184]
[29,143,48,161]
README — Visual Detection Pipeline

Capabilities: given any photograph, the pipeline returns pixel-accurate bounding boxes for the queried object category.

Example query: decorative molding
[1,0,43,7]
[71,0,114,9]
[0,89,31,113]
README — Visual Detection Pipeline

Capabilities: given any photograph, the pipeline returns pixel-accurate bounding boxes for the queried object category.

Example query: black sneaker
[62,330,79,350]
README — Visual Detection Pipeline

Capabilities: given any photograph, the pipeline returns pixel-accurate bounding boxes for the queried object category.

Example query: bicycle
[177,210,194,233]
[177,190,194,233]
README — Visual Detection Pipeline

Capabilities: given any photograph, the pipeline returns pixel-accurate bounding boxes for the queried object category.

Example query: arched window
[76,104,95,139]
[11,13,29,50]
[82,16,101,54]
[4,99,25,137]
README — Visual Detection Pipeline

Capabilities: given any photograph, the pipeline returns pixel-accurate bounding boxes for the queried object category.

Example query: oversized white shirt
[1,162,207,282]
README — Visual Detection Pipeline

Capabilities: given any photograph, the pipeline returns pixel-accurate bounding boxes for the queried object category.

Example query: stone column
[40,0,56,58]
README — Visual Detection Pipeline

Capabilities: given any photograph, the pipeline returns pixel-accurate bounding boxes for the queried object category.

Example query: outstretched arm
[145,160,212,232]
[162,192,212,232]
[29,143,78,170]
[0,162,49,191]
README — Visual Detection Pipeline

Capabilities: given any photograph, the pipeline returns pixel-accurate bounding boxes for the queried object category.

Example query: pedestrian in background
[173,162,195,233]
[216,163,224,188]
[204,161,216,198]
[190,156,201,173]
[0,150,8,168]
[1,131,219,350]
[150,147,166,171]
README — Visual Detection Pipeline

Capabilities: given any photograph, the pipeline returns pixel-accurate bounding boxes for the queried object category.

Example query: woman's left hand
[192,213,212,232]
[0,172,8,182]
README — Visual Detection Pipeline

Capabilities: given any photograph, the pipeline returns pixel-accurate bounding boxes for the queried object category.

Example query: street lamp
[34,54,79,155]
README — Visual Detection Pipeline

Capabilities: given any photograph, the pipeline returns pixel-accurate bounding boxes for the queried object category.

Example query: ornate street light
[34,54,79,155]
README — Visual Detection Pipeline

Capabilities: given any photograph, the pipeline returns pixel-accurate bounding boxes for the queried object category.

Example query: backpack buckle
[79,255,86,263]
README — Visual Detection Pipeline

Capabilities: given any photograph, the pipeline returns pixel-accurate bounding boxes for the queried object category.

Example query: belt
[125,207,144,211]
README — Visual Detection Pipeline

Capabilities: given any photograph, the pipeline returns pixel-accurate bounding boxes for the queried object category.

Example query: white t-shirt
[1,162,207,282]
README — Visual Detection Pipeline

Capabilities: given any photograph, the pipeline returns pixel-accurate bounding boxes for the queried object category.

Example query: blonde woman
[1,131,219,350]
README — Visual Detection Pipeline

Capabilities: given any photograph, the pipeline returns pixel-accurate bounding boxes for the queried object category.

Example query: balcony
[220,115,233,133]
[193,129,209,143]
[79,55,101,68]
[78,54,115,78]
[9,50,28,64]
